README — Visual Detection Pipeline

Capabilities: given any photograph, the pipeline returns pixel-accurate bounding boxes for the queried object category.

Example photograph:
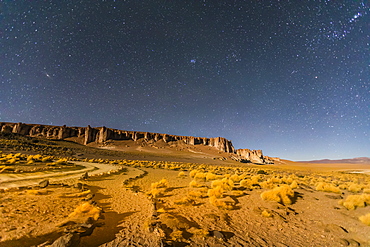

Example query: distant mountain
[301,157,370,164]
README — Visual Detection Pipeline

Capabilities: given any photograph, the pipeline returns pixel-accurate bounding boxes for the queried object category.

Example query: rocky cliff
[0,122,275,164]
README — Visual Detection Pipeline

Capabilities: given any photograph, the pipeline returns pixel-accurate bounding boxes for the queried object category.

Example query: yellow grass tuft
[151,178,169,189]
[261,185,295,205]
[339,194,370,210]
[211,178,233,191]
[206,172,218,181]
[316,182,341,194]
[209,196,234,210]
[68,202,102,223]
[177,171,186,177]
[347,183,363,193]
[290,180,299,189]
[157,208,166,213]
[188,190,204,198]
[359,213,370,226]
[207,186,224,198]
[189,180,203,188]
[261,210,272,217]
[148,188,162,198]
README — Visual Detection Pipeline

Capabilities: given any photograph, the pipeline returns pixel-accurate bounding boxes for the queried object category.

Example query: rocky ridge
[0,122,277,164]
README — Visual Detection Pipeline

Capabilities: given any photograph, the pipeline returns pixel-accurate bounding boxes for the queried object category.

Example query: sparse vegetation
[261,185,295,205]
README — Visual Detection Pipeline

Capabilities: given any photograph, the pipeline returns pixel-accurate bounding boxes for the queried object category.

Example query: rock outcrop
[234,149,275,164]
[0,122,275,164]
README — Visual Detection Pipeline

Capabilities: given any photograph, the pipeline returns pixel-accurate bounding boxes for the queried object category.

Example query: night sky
[1,1,369,161]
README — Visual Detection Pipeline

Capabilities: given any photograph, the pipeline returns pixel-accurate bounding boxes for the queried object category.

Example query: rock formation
[0,122,275,164]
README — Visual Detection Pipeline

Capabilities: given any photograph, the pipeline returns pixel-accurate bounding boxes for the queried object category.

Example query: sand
[1,160,370,247]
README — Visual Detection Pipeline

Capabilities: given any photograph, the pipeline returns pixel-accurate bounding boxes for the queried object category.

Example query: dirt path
[79,167,163,247]
[0,162,120,189]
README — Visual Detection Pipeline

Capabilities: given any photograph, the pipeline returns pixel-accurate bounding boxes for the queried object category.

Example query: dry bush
[347,183,363,193]
[7,158,18,165]
[206,172,218,181]
[157,208,166,213]
[211,178,233,191]
[148,188,162,198]
[151,178,169,189]
[67,202,102,223]
[290,180,299,189]
[261,210,272,217]
[188,190,204,198]
[189,170,198,178]
[359,213,370,226]
[189,180,203,188]
[261,185,295,205]
[209,196,234,210]
[230,174,242,182]
[178,171,186,177]
[194,172,206,181]
[240,178,259,190]
[260,180,275,189]
[339,194,370,210]
[231,190,244,196]
[316,182,341,194]
[208,186,224,198]
[270,177,282,184]
[55,158,69,165]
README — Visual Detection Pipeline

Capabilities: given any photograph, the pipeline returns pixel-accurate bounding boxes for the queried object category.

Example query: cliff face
[234,149,275,164]
[0,122,274,164]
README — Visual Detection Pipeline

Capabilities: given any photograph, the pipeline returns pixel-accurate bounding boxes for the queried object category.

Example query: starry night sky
[1,1,369,161]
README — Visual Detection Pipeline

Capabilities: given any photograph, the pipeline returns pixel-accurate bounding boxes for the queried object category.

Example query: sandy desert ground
[1,140,370,247]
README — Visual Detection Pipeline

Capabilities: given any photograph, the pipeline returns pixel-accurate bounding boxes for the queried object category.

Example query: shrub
[211,178,233,191]
[41,156,53,162]
[151,178,169,189]
[261,210,272,217]
[316,182,341,194]
[7,158,17,165]
[206,172,218,181]
[257,170,267,175]
[261,185,295,205]
[188,190,204,198]
[290,180,299,189]
[178,171,186,177]
[148,188,162,198]
[189,180,203,188]
[67,202,102,222]
[194,172,206,181]
[209,196,234,210]
[207,186,224,198]
[339,194,370,210]
[230,174,242,182]
[347,183,363,193]
[189,170,198,178]
[359,213,370,226]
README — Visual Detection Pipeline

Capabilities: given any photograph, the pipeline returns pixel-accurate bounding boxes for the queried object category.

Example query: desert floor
[1,154,370,247]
